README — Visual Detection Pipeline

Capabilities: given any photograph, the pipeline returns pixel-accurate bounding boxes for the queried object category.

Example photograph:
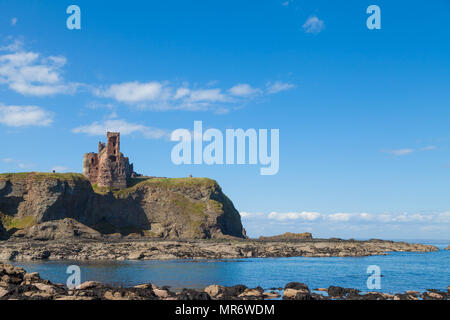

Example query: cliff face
[258,232,313,241]
[0,221,6,240]
[0,173,246,239]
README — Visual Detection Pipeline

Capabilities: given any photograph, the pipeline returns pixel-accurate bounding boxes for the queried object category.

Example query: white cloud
[0,42,78,96]
[419,145,436,151]
[358,213,373,221]
[302,15,325,34]
[437,212,450,223]
[250,210,449,225]
[0,104,54,127]
[384,148,415,156]
[328,213,352,222]
[243,210,450,239]
[300,211,321,221]
[383,145,437,156]
[72,119,168,139]
[97,81,166,103]
[96,80,293,112]
[188,88,227,102]
[174,87,190,99]
[268,211,321,221]
[266,81,295,94]
[240,212,265,219]
[11,18,18,26]
[2,158,34,169]
[229,84,261,97]
[0,39,23,52]
[17,163,34,169]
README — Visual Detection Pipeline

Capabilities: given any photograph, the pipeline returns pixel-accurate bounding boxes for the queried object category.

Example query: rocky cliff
[258,232,313,241]
[0,173,246,240]
[0,221,6,240]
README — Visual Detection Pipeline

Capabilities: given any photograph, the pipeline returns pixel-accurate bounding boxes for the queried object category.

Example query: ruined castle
[82,132,138,189]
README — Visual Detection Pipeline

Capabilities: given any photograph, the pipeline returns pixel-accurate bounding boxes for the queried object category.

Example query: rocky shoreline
[0,263,447,300]
[0,238,438,261]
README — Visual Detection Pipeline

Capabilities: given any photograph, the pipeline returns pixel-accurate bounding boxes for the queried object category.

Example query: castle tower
[82,132,136,189]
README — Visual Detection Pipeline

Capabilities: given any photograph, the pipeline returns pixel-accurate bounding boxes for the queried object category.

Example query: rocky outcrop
[259,232,313,241]
[282,282,312,300]
[0,221,6,240]
[11,218,102,241]
[0,173,245,239]
[445,245,450,250]
[0,238,438,261]
[0,264,447,300]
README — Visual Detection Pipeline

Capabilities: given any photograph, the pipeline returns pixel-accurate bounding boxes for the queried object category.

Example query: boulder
[360,292,387,300]
[204,284,226,298]
[128,251,145,260]
[238,288,264,299]
[78,281,102,290]
[34,282,57,294]
[0,288,8,298]
[285,282,309,290]
[177,289,211,300]
[422,290,446,300]
[283,283,311,300]
[134,283,152,289]
[153,288,169,299]
[222,285,248,298]
[327,286,346,298]
[263,291,280,299]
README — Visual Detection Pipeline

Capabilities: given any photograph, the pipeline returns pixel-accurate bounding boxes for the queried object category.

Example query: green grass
[0,172,87,182]
[114,177,218,198]
[91,183,112,195]
[0,213,36,231]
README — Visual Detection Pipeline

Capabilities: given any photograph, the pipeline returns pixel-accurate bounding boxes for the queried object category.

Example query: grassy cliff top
[0,173,219,197]
[113,177,219,197]
[0,172,87,182]
[89,177,219,196]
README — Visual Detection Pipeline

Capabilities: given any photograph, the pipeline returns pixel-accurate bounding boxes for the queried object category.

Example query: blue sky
[1,0,449,240]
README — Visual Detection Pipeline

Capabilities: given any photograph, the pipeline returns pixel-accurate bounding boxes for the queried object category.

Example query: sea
[9,242,449,294]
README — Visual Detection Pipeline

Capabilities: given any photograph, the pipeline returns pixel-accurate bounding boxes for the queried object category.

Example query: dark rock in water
[0,173,246,240]
[328,286,346,297]
[360,292,386,300]
[285,282,309,291]
[294,292,312,300]
[222,284,248,298]
[394,293,417,300]
[345,292,363,300]
[283,283,311,300]
[311,293,329,300]
[177,289,211,300]
[327,286,361,299]
[422,290,446,300]
[345,288,361,295]
[254,286,264,293]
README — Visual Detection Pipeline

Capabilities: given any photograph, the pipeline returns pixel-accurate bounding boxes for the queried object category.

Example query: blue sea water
[10,244,449,294]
